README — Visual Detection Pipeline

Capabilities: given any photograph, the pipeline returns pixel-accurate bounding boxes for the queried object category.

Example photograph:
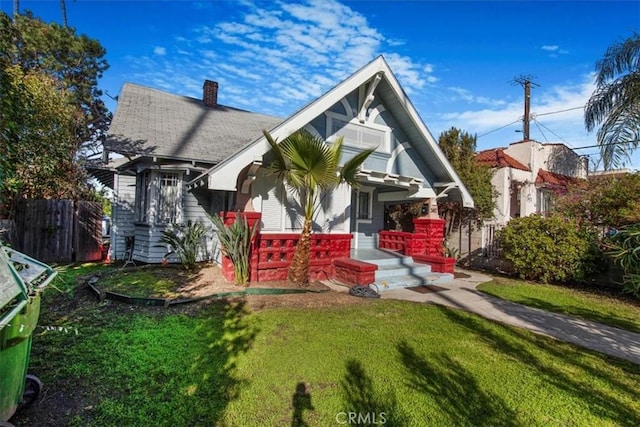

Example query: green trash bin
[0,246,56,424]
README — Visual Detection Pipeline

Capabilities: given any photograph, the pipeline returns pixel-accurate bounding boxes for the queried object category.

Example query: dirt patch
[90,263,370,311]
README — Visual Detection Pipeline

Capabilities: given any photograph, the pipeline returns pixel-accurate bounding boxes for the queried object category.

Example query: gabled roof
[476,148,530,171]
[193,55,474,208]
[106,83,283,164]
[535,169,581,188]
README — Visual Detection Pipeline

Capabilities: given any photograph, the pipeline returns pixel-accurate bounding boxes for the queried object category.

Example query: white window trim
[135,169,184,225]
[355,187,374,224]
[325,111,391,153]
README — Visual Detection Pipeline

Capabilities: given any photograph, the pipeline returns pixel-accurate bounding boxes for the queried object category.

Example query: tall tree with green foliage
[0,11,110,216]
[263,129,374,286]
[0,64,79,214]
[437,127,495,230]
[584,32,640,170]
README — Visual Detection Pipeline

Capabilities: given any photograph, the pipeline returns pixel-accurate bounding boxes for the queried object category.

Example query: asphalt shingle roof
[106,83,283,164]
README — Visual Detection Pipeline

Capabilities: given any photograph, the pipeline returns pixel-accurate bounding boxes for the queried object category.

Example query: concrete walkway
[329,269,640,365]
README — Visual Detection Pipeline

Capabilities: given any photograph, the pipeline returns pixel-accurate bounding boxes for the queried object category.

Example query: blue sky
[4,0,640,170]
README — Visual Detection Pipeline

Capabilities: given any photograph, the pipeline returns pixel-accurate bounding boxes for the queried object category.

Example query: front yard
[10,264,640,426]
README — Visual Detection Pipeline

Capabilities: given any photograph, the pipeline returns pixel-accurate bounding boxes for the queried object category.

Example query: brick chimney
[203,80,218,107]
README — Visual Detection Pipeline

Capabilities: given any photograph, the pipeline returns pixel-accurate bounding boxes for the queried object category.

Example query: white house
[477,140,587,225]
[97,56,474,283]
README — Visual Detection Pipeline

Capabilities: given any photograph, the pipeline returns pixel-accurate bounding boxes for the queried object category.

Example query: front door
[351,187,382,249]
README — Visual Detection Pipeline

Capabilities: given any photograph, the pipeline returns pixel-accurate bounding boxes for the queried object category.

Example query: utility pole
[511,75,539,141]
[60,0,68,27]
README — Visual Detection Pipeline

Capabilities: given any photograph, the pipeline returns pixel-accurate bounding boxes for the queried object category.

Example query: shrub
[498,215,603,283]
[210,212,258,286]
[605,223,640,297]
[158,220,210,269]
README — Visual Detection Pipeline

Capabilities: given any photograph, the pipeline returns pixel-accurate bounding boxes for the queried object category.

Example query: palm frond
[585,73,640,131]
[340,148,376,187]
[597,103,640,169]
[595,32,640,85]
[585,33,640,167]
[263,129,291,180]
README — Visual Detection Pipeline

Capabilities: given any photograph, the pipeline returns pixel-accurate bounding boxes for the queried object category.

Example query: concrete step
[373,272,453,291]
[374,262,432,279]
[367,255,415,267]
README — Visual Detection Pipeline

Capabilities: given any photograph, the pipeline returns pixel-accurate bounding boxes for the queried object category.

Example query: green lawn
[477,276,640,334]
[11,269,640,427]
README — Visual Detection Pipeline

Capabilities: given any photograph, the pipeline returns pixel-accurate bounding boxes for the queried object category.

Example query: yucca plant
[158,220,210,269]
[606,223,640,297]
[210,212,258,286]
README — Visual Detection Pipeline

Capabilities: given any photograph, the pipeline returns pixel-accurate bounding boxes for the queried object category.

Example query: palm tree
[585,32,640,169]
[263,129,374,286]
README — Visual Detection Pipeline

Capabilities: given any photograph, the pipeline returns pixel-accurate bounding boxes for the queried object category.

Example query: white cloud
[120,0,438,117]
[541,44,569,57]
[447,87,507,108]
[153,46,166,56]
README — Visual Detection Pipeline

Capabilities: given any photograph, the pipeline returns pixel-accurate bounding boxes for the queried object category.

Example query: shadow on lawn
[173,299,259,424]
[396,340,519,426]
[10,296,258,427]
[291,382,314,427]
[436,306,640,425]
[340,359,408,426]
[508,295,640,334]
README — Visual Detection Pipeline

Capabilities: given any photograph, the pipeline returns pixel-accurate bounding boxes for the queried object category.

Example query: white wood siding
[183,186,214,263]
[112,174,136,261]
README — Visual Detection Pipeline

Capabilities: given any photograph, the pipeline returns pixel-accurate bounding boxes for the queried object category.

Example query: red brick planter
[413,254,455,273]
[333,258,378,286]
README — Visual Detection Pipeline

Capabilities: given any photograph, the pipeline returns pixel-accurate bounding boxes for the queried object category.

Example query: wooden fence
[13,199,103,263]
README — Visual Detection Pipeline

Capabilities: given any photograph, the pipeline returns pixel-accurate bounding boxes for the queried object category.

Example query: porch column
[413,218,446,256]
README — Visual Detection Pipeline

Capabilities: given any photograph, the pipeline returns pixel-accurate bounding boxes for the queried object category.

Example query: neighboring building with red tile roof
[535,169,582,189]
[476,140,587,224]
[477,148,530,171]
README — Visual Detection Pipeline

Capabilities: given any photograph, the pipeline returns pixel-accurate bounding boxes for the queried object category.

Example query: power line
[571,140,640,150]
[532,120,549,143]
[535,105,585,117]
[532,118,572,146]
[476,105,585,140]
[477,118,522,138]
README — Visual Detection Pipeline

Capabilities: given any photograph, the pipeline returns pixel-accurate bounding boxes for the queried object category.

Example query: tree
[437,127,495,231]
[0,64,79,215]
[553,172,640,228]
[584,32,640,170]
[0,11,110,215]
[263,129,374,286]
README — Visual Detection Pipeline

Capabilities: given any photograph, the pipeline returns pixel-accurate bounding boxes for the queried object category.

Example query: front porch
[220,213,455,291]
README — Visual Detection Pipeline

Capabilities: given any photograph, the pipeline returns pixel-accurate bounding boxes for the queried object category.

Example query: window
[135,170,183,224]
[135,171,151,222]
[537,189,553,215]
[327,114,389,153]
[357,190,371,219]
[157,172,182,224]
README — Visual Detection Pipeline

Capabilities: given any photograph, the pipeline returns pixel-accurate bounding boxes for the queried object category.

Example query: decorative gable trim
[190,56,473,208]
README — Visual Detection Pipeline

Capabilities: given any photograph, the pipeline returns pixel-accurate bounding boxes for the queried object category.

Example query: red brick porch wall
[219,211,354,283]
[378,217,455,274]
